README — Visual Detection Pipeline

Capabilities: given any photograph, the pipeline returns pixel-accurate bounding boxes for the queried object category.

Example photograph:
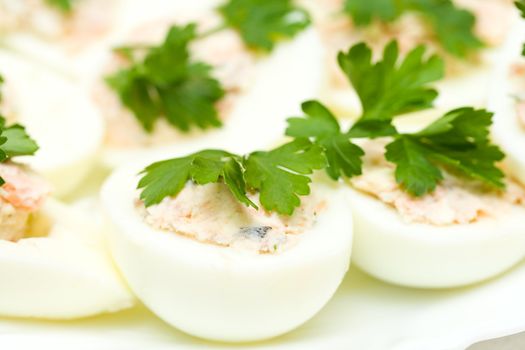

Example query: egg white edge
[349,187,525,288]
[0,198,135,319]
[487,20,525,186]
[100,159,353,341]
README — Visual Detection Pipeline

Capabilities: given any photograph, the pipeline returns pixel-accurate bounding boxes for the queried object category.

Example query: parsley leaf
[385,108,505,196]
[385,136,443,195]
[139,139,324,215]
[244,139,326,215]
[343,0,399,25]
[1,124,39,157]
[219,0,311,51]
[46,0,74,13]
[286,100,364,180]
[138,150,255,208]
[0,117,39,186]
[285,41,505,197]
[517,0,525,18]
[0,76,38,186]
[0,77,39,160]
[338,41,444,136]
[343,0,483,57]
[106,24,224,133]
[515,1,525,55]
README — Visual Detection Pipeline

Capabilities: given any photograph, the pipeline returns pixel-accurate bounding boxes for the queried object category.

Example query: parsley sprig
[343,0,483,57]
[138,139,325,215]
[106,24,225,133]
[0,76,39,185]
[219,0,311,51]
[515,1,525,55]
[340,41,444,136]
[286,41,505,196]
[138,40,505,214]
[516,0,525,18]
[46,0,74,13]
[107,1,310,134]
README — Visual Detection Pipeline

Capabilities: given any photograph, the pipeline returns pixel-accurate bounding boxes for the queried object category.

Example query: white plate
[1,1,525,349]
[1,257,525,350]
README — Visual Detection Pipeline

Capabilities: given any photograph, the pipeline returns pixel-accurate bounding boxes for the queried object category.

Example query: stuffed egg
[488,19,525,187]
[91,2,324,167]
[101,161,352,342]
[0,50,104,196]
[0,162,133,318]
[347,138,525,289]
[302,0,517,117]
[0,0,117,75]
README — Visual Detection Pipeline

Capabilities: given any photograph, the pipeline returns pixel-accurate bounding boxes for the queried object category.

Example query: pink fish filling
[138,182,326,254]
[0,163,50,241]
[94,14,255,149]
[351,140,525,226]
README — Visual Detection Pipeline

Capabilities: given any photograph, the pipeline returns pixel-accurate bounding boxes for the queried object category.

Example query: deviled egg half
[91,5,323,167]
[0,0,117,75]
[0,124,133,318]
[302,0,516,117]
[348,136,525,289]
[101,156,352,341]
[0,50,104,196]
[488,19,525,187]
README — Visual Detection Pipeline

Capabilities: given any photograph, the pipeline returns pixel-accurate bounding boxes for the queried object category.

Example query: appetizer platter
[2,0,525,349]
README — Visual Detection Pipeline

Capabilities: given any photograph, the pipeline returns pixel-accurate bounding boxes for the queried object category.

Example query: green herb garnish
[286,41,505,196]
[46,0,74,13]
[138,40,505,213]
[138,139,325,215]
[106,24,225,133]
[343,0,483,57]
[516,0,525,18]
[340,41,444,136]
[219,0,311,51]
[515,1,525,55]
[0,76,39,185]
[107,1,311,133]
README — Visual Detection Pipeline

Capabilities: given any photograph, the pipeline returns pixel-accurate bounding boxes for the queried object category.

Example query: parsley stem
[197,24,228,39]
[113,44,153,54]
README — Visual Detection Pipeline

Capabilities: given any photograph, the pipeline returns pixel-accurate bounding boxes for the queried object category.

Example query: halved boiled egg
[488,20,525,187]
[347,140,525,288]
[91,6,324,167]
[0,0,118,77]
[0,196,134,319]
[0,50,104,196]
[101,164,352,342]
[303,0,517,118]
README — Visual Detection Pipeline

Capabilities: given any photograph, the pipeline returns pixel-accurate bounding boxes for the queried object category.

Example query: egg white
[0,199,134,319]
[0,50,104,197]
[349,188,525,289]
[488,20,525,186]
[0,0,122,80]
[99,27,325,168]
[101,164,352,342]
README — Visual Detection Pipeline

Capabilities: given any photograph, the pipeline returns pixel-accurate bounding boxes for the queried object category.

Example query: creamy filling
[95,14,255,149]
[138,182,325,254]
[351,140,525,226]
[0,0,112,50]
[316,0,513,89]
[0,163,50,241]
